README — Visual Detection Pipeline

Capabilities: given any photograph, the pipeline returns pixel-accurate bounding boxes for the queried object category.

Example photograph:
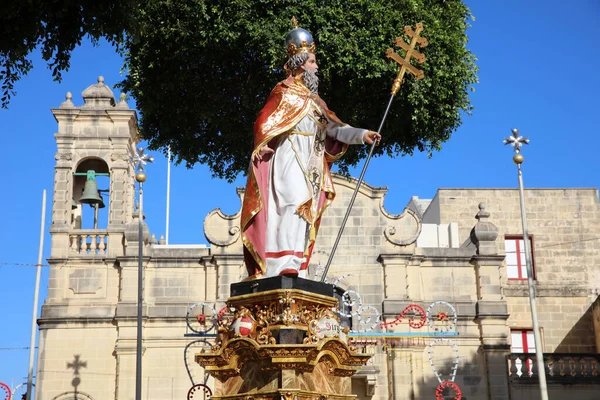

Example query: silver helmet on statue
[284,17,316,56]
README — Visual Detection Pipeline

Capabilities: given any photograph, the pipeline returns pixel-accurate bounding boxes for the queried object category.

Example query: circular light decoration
[231,315,256,337]
[435,381,462,400]
[187,383,212,400]
[186,302,217,334]
[427,338,460,384]
[339,289,362,318]
[427,301,457,332]
[216,306,228,321]
[356,305,381,332]
[0,382,11,400]
[9,383,27,400]
[403,304,427,329]
[332,274,353,287]
[184,340,216,387]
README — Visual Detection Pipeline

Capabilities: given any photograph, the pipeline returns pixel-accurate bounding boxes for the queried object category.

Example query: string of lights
[0,262,48,268]
[0,347,36,351]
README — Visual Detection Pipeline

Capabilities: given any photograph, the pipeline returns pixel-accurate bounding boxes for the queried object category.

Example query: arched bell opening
[73,158,110,230]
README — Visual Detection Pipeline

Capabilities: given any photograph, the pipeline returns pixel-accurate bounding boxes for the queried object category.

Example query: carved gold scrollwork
[282,392,294,400]
[254,305,274,344]
[303,319,319,344]
[279,290,297,325]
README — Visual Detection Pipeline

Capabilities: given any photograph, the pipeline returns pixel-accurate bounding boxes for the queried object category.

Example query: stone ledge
[471,255,506,266]
[503,284,590,297]
[482,344,511,351]
[40,304,114,319]
[382,300,478,319]
[38,316,114,327]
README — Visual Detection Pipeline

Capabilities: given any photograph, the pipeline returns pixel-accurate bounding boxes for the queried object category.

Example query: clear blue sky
[0,0,598,392]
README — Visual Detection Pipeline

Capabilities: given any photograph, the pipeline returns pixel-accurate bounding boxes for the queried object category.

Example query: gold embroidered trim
[252,86,313,157]
[296,199,314,223]
[325,143,349,162]
[290,130,313,136]
[241,169,263,231]
[242,231,266,273]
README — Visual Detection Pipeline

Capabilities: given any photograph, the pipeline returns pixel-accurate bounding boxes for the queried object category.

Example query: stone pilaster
[469,204,511,400]
[378,254,411,300]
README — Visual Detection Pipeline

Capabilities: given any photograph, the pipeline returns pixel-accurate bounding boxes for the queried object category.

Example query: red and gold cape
[241,76,349,279]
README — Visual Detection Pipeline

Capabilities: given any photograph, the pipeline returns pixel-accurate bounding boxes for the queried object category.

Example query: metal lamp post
[130,147,153,400]
[503,129,549,400]
[25,190,46,400]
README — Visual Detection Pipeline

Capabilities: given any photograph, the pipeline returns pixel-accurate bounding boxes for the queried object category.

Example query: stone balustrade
[508,353,600,383]
[69,230,108,255]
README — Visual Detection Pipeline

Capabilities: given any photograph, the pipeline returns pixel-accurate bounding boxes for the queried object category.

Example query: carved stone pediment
[382,207,421,246]
[204,208,241,247]
[330,175,422,247]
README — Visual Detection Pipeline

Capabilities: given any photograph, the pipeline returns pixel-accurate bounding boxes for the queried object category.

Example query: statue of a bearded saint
[241,21,381,280]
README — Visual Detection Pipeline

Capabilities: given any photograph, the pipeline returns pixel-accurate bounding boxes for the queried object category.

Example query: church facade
[36,78,600,400]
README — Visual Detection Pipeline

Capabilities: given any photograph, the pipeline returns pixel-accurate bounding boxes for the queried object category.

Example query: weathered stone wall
[429,188,600,353]
[36,325,118,400]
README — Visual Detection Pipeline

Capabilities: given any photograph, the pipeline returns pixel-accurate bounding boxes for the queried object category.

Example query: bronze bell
[97,194,106,209]
[80,180,102,204]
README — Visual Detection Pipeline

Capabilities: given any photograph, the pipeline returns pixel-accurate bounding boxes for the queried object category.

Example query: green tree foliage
[120,0,477,180]
[0,0,135,105]
[1,0,477,181]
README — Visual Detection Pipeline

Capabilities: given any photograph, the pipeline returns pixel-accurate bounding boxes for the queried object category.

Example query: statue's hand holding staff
[363,131,381,145]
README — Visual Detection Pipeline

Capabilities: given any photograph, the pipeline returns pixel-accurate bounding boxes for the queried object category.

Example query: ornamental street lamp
[503,128,548,400]
[130,147,154,400]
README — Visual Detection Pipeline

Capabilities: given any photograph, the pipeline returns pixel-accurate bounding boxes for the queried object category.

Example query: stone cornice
[207,254,245,264]
[503,284,591,297]
[470,255,506,266]
[377,253,414,264]
[38,316,114,328]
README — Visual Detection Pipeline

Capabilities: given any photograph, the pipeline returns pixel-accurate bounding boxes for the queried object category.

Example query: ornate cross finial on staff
[320,23,428,282]
[130,147,155,173]
[386,22,428,95]
[503,128,530,154]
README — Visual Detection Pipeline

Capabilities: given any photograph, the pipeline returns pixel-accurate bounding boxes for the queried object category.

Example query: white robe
[265,99,366,277]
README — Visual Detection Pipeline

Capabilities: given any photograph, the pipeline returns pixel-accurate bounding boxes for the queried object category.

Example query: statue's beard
[303,69,319,95]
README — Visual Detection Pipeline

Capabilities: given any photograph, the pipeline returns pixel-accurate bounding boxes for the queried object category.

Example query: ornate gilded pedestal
[195,277,371,400]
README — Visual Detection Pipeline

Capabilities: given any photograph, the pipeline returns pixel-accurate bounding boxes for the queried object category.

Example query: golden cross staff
[321,23,428,282]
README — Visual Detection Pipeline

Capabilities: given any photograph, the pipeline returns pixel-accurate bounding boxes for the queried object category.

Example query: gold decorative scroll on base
[195,287,372,399]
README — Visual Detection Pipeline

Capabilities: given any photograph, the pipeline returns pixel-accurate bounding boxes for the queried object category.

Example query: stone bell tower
[49,76,138,257]
[37,77,140,400]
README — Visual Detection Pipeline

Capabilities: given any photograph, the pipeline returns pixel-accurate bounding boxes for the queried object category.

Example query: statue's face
[302,53,318,73]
